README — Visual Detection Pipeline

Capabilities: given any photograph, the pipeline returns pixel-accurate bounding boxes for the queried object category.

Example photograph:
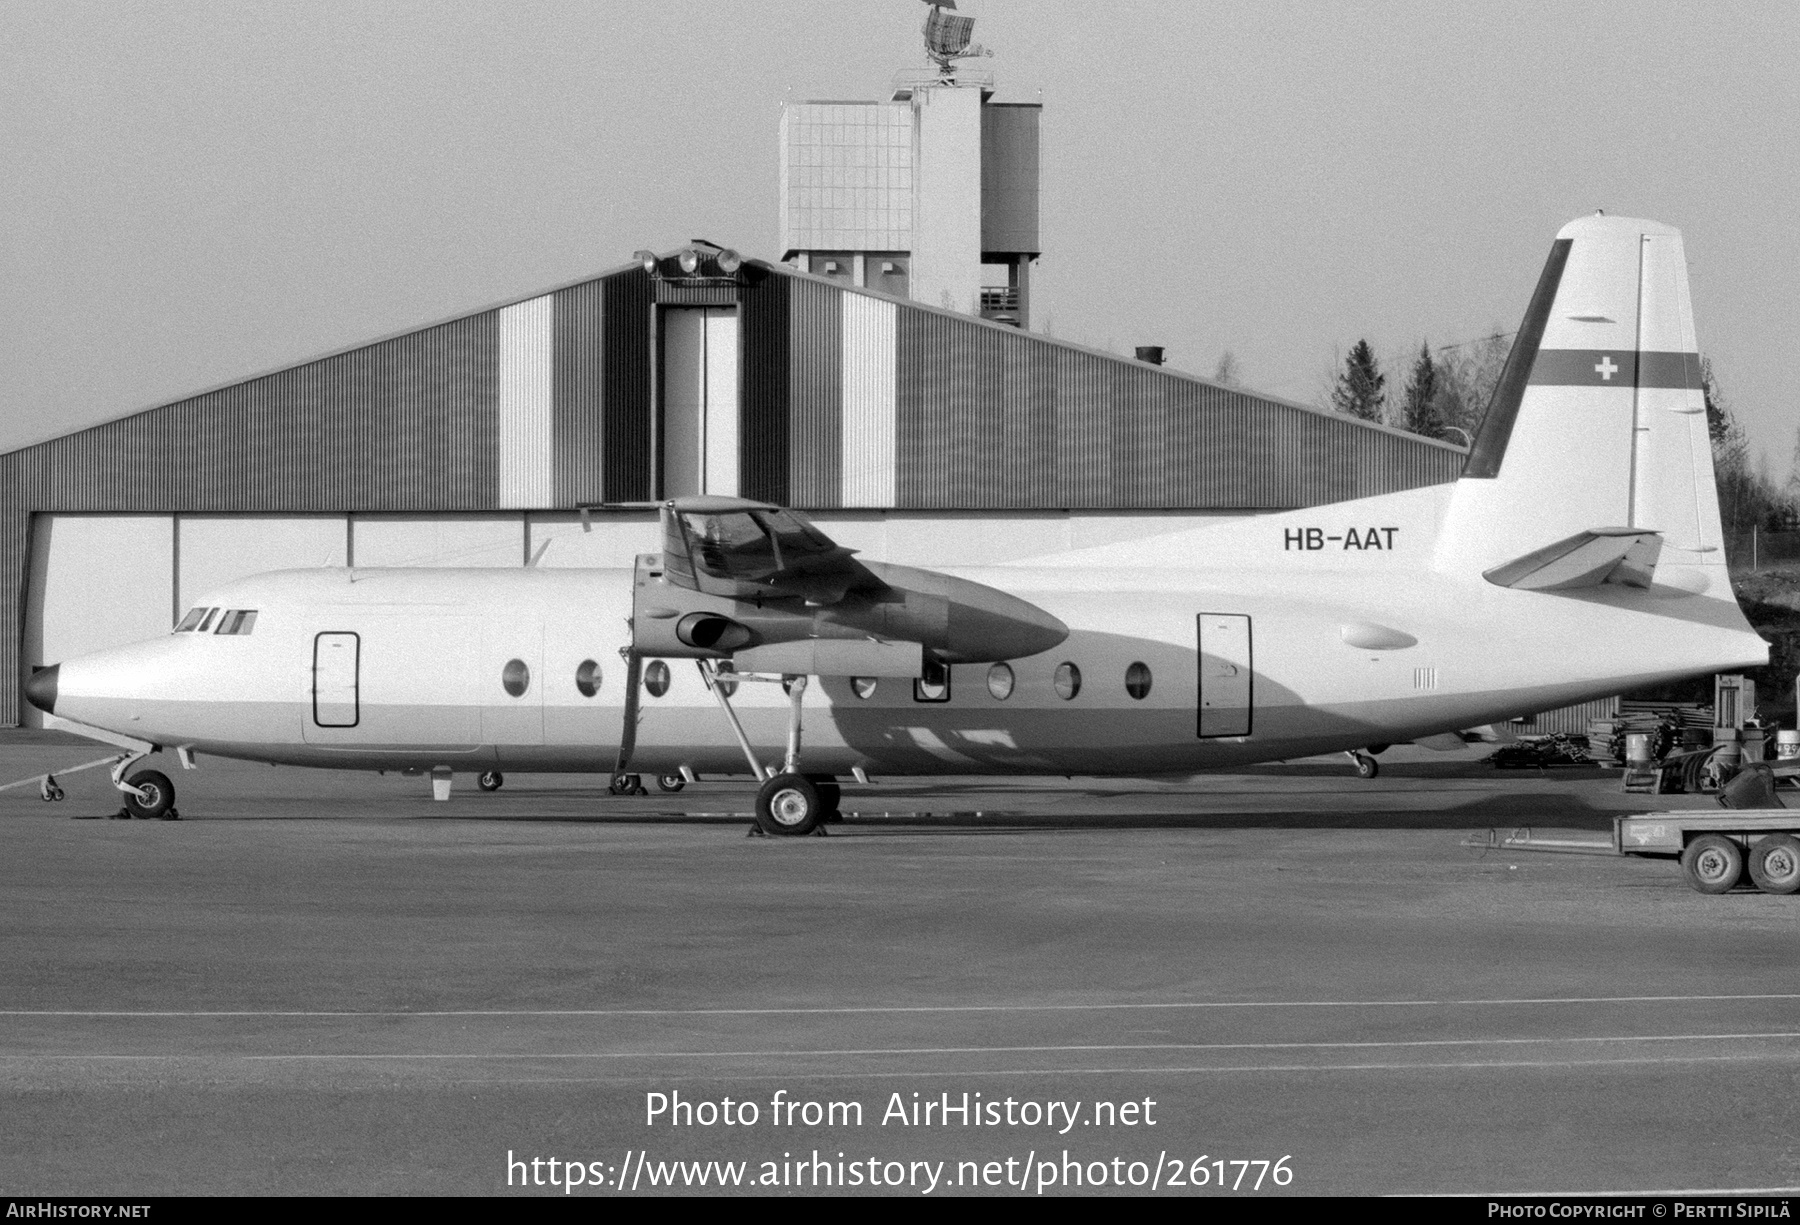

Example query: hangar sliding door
[1197,613,1252,737]
[662,307,739,499]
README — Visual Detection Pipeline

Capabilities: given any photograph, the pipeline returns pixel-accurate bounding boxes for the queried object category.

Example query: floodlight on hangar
[633,249,658,274]
[715,248,743,274]
[677,248,702,275]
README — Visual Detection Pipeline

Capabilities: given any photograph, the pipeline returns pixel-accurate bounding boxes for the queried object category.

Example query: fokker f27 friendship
[24,215,1769,833]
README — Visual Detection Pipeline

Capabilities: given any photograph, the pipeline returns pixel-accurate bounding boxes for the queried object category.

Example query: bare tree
[1212,350,1241,386]
[1433,328,1512,442]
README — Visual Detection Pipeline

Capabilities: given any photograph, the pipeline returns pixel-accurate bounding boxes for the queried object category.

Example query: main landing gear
[1346,746,1386,779]
[478,770,504,792]
[691,662,842,837]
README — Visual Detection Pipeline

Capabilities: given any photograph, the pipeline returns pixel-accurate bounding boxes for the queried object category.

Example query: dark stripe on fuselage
[1463,237,1573,480]
[1525,349,1704,390]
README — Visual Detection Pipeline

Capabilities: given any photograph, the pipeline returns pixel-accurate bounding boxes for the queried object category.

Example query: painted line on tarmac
[2,1054,1792,1081]
[7,993,1800,1018]
[8,1030,1800,1062]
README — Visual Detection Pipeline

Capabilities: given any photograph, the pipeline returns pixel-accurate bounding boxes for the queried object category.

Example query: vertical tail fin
[1437,214,1726,591]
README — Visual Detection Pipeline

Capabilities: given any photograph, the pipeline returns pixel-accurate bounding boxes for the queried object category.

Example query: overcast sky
[5,0,1796,473]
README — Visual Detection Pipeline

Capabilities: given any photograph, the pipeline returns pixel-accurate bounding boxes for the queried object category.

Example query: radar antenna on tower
[919,0,990,80]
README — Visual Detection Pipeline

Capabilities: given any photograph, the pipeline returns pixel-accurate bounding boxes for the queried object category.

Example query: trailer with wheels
[1614,761,1800,894]
[1472,761,1800,894]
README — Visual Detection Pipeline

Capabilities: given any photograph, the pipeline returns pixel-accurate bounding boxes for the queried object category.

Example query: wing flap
[1482,527,1662,591]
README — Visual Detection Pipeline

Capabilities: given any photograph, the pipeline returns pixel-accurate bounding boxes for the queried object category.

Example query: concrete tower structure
[779,20,1040,326]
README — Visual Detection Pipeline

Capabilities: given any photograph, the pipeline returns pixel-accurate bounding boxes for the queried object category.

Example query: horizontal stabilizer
[1482,527,1662,591]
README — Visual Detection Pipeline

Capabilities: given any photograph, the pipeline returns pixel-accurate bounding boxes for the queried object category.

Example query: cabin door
[311,632,360,729]
[1197,613,1253,737]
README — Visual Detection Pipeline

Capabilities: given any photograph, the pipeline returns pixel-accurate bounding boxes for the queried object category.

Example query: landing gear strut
[698,661,837,837]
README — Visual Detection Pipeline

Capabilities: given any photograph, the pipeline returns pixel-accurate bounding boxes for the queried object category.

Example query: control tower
[779,3,1040,327]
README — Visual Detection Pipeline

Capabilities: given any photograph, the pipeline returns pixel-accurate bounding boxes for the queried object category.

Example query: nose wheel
[478,771,504,792]
[1347,750,1380,779]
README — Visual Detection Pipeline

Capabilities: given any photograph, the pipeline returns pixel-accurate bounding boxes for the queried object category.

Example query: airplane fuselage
[39,552,1760,779]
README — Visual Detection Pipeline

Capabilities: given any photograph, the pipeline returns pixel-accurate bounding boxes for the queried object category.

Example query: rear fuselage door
[1197,613,1252,737]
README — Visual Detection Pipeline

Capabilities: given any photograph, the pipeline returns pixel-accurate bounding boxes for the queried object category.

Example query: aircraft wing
[1481,527,1662,591]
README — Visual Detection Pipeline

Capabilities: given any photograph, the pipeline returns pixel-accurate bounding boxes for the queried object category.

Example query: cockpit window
[681,512,768,577]
[174,607,213,633]
[678,509,836,580]
[756,508,834,557]
[215,610,258,636]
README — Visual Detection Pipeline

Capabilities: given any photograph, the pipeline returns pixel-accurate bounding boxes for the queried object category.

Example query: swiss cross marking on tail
[1595,355,1618,381]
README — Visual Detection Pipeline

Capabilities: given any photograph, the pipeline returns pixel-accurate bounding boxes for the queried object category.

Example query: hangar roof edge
[3,246,1467,461]
[753,259,1469,455]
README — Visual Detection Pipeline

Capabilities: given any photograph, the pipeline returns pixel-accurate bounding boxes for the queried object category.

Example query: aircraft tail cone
[24,664,58,715]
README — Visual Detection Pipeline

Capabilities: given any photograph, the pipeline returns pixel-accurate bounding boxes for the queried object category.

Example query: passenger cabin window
[914,658,951,703]
[215,610,259,636]
[1054,662,1082,701]
[575,659,602,698]
[986,663,1014,700]
[1124,661,1152,700]
[174,607,215,633]
[643,660,671,698]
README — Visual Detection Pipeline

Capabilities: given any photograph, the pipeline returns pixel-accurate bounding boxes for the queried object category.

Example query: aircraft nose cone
[24,664,58,715]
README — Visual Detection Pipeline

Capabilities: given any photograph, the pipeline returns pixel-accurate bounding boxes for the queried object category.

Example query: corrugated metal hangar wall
[1,254,1466,726]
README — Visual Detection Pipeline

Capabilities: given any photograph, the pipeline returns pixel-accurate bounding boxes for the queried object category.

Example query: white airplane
[25,214,1768,833]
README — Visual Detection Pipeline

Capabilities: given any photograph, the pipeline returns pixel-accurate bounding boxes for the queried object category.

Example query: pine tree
[1331,340,1385,421]
[1400,341,1444,438]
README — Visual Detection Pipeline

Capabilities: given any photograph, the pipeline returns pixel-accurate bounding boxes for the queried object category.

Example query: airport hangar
[1,251,1466,730]
[3,68,1467,733]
